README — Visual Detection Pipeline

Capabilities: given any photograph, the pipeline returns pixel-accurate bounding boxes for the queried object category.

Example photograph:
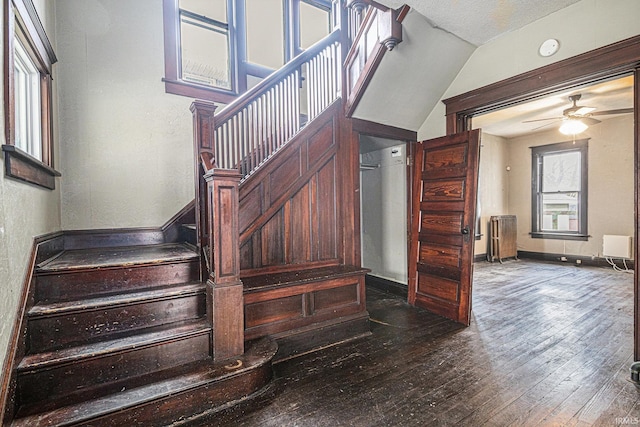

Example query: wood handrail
[344,4,407,116]
[215,29,341,125]
[211,29,342,177]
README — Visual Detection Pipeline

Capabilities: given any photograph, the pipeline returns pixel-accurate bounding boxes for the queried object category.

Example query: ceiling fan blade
[530,121,558,132]
[574,106,596,115]
[522,117,562,123]
[580,117,601,126]
[590,108,634,116]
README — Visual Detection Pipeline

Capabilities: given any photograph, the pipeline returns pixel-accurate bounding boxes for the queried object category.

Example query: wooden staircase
[2,2,409,423]
[7,242,276,426]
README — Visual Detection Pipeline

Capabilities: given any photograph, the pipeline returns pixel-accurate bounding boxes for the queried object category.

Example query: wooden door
[408,130,481,325]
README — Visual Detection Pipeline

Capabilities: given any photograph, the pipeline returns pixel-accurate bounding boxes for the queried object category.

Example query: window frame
[3,0,59,189]
[162,0,332,103]
[530,139,589,241]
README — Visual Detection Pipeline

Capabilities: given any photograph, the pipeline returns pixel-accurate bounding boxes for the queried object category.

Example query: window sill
[530,232,589,241]
[2,144,61,190]
[163,78,238,104]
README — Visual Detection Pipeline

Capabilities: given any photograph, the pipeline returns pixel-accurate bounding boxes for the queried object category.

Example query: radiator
[489,215,518,263]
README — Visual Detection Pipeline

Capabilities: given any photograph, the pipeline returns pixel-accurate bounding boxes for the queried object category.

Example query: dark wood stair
[8,242,276,426]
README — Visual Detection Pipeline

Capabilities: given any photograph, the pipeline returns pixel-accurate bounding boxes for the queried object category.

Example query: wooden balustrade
[344,2,408,117]
[212,30,342,179]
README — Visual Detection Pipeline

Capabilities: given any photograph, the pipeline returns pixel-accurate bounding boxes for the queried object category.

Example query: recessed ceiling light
[539,39,559,57]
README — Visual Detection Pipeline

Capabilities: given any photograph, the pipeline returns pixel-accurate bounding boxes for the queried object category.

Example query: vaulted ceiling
[377,0,582,46]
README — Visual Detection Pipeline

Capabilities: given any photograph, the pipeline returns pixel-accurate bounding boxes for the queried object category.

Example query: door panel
[408,130,480,325]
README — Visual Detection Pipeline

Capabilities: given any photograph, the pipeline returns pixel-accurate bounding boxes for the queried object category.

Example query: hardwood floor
[209,260,639,426]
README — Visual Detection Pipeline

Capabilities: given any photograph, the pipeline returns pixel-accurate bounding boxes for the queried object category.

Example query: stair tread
[12,337,277,427]
[36,243,198,273]
[18,319,210,371]
[29,282,205,317]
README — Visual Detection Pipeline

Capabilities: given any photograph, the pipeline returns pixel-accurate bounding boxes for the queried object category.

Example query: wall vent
[602,235,632,259]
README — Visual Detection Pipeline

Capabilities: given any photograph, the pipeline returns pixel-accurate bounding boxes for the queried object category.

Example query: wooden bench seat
[241,264,371,361]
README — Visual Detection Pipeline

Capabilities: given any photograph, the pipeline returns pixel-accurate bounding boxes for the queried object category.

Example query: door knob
[461,226,470,235]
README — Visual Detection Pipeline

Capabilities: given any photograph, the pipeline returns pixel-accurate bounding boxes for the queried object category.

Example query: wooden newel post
[190,100,217,281]
[204,168,245,361]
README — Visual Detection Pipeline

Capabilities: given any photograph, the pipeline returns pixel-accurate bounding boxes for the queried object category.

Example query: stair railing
[344,2,408,116]
[212,29,342,180]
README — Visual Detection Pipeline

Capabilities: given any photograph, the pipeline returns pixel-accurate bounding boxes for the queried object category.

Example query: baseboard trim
[513,251,634,269]
[474,253,487,263]
[365,274,408,299]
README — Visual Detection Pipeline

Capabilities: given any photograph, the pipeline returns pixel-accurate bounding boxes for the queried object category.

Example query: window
[163,0,332,103]
[3,0,59,189]
[531,140,588,240]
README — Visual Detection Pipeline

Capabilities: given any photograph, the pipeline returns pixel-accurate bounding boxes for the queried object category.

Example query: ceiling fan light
[559,118,588,135]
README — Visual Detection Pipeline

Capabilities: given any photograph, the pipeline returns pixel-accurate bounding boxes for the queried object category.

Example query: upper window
[531,140,588,240]
[163,0,332,103]
[3,0,59,189]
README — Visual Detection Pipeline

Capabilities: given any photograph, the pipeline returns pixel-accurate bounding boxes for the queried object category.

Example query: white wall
[361,144,407,284]
[419,0,640,139]
[507,115,633,258]
[475,133,509,256]
[56,0,195,229]
[0,0,61,378]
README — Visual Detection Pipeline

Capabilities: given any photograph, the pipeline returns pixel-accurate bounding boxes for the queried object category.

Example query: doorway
[359,134,409,294]
[440,35,640,358]
[472,75,635,265]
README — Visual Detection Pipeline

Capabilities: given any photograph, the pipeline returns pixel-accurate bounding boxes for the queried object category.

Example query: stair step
[36,242,198,272]
[34,243,200,303]
[17,319,211,406]
[27,282,206,352]
[12,337,278,427]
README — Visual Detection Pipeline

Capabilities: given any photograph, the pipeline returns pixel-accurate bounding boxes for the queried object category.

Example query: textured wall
[420,0,640,139]
[55,0,195,230]
[0,0,61,379]
[507,115,633,258]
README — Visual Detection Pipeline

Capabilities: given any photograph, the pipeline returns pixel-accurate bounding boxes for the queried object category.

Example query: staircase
[2,1,408,423]
[8,241,276,426]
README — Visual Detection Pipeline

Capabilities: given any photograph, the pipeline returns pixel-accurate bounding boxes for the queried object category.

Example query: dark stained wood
[409,130,480,325]
[12,337,277,427]
[238,103,342,273]
[2,144,60,189]
[344,3,406,117]
[351,117,416,141]
[17,320,211,406]
[35,259,199,303]
[216,261,637,426]
[4,227,278,426]
[204,167,245,360]
[37,243,198,272]
[243,266,368,341]
[191,100,218,282]
[27,283,206,352]
[443,35,640,126]
[636,66,640,361]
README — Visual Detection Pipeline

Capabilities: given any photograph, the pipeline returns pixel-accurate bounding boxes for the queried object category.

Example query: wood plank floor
[209,260,640,426]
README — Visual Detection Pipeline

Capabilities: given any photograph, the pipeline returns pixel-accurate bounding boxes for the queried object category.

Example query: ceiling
[377,0,582,46]
[473,75,635,138]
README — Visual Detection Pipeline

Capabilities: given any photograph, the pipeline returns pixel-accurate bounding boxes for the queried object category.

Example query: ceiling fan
[523,94,633,135]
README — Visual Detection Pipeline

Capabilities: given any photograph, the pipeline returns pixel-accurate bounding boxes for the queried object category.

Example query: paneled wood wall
[238,102,347,275]
[236,101,368,352]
